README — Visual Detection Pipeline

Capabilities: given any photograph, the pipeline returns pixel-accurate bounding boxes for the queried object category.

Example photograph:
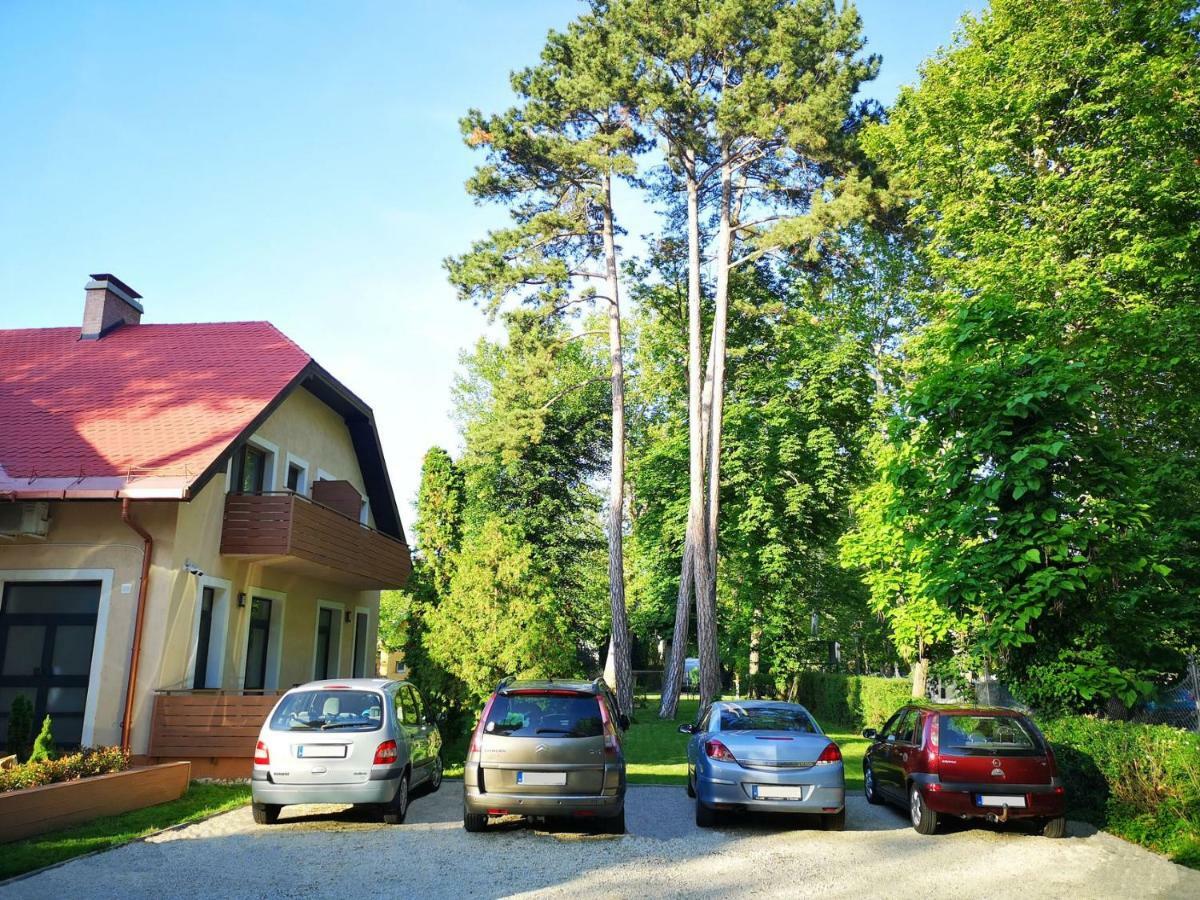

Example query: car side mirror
[678,723,694,734]
[862,728,878,740]
[618,713,631,731]
[886,734,896,743]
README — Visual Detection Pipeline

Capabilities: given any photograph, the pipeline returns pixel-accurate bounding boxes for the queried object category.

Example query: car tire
[686,769,696,798]
[695,798,718,829]
[602,807,626,835]
[822,808,847,831]
[382,774,409,825]
[1042,815,1067,839]
[909,784,938,835]
[863,764,882,805]
[463,808,489,833]
[251,803,280,825]
[428,755,443,793]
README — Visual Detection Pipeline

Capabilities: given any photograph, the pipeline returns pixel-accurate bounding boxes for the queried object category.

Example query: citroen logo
[536,744,547,753]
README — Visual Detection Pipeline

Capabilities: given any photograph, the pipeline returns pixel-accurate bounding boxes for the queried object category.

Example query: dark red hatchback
[862,704,1067,837]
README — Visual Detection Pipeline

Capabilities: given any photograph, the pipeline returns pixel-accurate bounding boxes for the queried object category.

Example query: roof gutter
[120,499,153,753]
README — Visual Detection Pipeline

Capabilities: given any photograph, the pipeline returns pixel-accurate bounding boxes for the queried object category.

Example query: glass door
[243,596,272,690]
[0,582,100,748]
[352,612,369,678]
[314,607,334,680]
[192,587,216,689]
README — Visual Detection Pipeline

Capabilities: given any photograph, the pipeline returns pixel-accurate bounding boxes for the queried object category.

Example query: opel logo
[992,758,1001,767]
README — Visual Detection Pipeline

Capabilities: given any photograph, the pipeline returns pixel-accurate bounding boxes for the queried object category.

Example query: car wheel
[428,755,443,793]
[1042,815,1067,839]
[463,807,489,833]
[695,798,718,829]
[602,807,626,835]
[251,803,280,825]
[863,764,882,805]
[686,768,696,798]
[382,774,409,825]
[909,784,937,835]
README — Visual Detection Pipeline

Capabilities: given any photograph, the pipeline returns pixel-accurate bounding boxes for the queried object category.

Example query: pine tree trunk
[599,181,633,718]
[685,166,719,708]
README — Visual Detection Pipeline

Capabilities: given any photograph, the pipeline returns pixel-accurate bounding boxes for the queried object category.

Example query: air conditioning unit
[0,502,51,538]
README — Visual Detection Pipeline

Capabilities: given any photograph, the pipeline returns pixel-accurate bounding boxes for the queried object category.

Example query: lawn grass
[0,781,250,882]
[444,693,869,792]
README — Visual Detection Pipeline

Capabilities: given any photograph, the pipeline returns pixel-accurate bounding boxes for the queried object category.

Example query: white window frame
[312,600,345,680]
[0,568,114,747]
[236,586,286,690]
[283,453,310,495]
[359,497,370,526]
[226,435,280,494]
[315,468,336,487]
[350,605,372,678]
[185,575,232,690]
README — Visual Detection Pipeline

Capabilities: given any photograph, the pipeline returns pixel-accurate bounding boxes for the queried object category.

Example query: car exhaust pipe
[986,806,1011,824]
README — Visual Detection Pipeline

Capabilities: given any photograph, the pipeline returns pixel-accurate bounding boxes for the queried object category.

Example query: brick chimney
[82,273,143,340]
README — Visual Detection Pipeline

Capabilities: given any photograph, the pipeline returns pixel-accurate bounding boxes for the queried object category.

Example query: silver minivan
[251,678,442,825]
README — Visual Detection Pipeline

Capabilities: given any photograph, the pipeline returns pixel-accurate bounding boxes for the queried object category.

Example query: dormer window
[231,439,277,494]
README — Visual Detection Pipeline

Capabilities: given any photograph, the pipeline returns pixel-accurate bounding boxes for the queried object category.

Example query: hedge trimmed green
[1042,716,1200,869]
[790,671,912,730]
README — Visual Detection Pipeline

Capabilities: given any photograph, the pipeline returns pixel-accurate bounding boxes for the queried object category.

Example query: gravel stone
[4,783,1197,899]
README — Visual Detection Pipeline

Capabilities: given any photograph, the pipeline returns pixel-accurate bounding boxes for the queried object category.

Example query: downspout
[120,498,153,753]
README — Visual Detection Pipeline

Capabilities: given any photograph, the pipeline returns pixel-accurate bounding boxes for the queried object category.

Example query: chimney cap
[86,273,144,312]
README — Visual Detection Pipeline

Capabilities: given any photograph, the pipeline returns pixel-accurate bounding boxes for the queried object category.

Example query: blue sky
[0,0,975,518]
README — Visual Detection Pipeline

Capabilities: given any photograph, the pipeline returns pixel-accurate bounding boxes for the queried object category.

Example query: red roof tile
[0,322,310,496]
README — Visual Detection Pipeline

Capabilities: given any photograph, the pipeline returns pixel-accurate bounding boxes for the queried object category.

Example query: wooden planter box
[0,761,191,844]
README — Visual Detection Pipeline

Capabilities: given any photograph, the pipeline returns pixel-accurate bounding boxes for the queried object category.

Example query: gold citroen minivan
[463,679,628,834]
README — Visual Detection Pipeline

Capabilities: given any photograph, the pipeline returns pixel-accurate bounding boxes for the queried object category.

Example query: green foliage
[6,694,33,759]
[843,0,1200,709]
[0,746,129,794]
[1043,716,1200,869]
[790,670,912,730]
[28,715,56,763]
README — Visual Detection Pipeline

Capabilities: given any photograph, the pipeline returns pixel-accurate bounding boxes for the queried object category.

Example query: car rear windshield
[270,690,384,732]
[719,706,818,733]
[484,692,603,738]
[939,714,1039,753]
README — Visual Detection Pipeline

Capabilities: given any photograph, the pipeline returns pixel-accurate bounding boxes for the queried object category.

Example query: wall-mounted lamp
[344,610,352,624]
[237,592,246,609]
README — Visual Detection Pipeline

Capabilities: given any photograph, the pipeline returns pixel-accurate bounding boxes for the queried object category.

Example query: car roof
[715,700,810,711]
[287,678,400,693]
[904,702,1028,717]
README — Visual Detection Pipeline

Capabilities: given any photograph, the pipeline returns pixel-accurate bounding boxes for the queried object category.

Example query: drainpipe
[120,499,153,753]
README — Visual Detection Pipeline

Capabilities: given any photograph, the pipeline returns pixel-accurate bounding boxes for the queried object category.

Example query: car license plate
[517,771,567,786]
[297,745,347,759]
[976,794,1026,808]
[754,785,807,800]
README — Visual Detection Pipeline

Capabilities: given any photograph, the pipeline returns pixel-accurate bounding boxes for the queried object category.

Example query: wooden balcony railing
[220,491,412,589]
[147,691,282,760]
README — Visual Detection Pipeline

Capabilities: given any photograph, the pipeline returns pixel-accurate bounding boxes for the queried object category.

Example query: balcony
[146,690,282,778]
[220,491,412,589]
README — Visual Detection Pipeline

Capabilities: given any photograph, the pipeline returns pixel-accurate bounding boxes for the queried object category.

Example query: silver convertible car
[251,678,442,825]
[681,700,845,829]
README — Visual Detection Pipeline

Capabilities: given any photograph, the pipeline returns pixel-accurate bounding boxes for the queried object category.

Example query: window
[939,714,1039,754]
[351,611,369,678]
[717,706,818,733]
[269,689,383,732]
[359,498,370,526]
[313,603,342,680]
[234,444,267,493]
[406,685,425,724]
[286,463,304,493]
[243,596,272,690]
[192,587,215,689]
[394,660,404,674]
[884,708,914,743]
[483,693,603,738]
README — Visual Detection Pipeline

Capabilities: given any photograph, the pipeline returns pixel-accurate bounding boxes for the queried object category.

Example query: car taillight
[704,739,737,763]
[929,714,939,750]
[815,742,842,765]
[469,694,497,754]
[254,740,269,766]
[373,740,398,765]
[597,697,619,760]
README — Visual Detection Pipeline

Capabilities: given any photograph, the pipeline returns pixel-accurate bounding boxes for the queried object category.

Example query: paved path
[5,783,1198,899]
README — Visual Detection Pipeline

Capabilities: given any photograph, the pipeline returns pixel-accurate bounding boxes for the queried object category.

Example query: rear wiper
[535,728,574,734]
[291,719,325,730]
[322,721,371,730]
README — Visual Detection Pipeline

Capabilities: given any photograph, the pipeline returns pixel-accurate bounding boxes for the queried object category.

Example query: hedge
[0,746,130,794]
[790,671,912,730]
[1042,716,1200,869]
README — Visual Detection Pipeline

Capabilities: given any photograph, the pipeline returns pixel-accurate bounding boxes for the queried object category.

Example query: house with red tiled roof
[0,275,411,774]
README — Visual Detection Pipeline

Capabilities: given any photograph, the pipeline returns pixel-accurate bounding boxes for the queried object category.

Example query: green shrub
[28,716,56,763]
[6,695,33,759]
[790,671,912,730]
[0,746,130,794]
[1042,716,1200,868]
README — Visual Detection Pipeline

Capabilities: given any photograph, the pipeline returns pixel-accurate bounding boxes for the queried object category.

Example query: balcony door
[313,602,342,681]
[0,581,100,747]
[351,611,369,678]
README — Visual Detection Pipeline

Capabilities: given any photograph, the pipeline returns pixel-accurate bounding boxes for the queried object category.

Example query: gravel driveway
[5,783,1198,899]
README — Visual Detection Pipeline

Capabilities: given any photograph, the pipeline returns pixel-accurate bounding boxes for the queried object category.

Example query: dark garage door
[0,581,100,747]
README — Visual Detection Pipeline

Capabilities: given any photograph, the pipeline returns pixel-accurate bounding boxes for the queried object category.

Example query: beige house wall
[0,385,384,756]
